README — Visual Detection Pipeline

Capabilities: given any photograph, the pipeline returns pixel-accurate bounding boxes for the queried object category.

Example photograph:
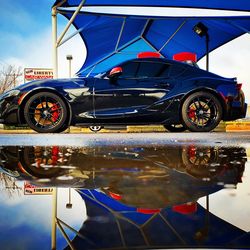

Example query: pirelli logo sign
[24,68,53,81]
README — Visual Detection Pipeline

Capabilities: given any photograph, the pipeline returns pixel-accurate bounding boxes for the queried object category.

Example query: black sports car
[0,57,247,133]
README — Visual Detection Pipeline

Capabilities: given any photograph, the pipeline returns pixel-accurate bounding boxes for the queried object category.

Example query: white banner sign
[24,68,53,81]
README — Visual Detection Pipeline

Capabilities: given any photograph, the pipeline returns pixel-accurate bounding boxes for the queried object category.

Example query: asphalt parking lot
[0,132,249,147]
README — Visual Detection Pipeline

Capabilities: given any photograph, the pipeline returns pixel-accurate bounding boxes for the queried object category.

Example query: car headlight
[1,89,20,99]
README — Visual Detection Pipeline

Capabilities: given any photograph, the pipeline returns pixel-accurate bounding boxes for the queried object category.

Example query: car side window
[119,62,139,78]
[136,62,170,78]
[169,64,186,77]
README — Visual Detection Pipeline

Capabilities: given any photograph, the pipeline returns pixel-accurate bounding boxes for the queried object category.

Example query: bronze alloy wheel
[24,92,68,133]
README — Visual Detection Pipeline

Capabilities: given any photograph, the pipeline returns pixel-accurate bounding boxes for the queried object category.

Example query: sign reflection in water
[0,145,249,249]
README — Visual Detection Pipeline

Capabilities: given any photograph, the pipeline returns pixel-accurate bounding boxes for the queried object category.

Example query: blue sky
[0,0,249,102]
[1,0,53,59]
[0,186,86,249]
[0,0,85,77]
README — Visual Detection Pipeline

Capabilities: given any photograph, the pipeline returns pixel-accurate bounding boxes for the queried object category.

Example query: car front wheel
[24,92,68,133]
[181,91,222,132]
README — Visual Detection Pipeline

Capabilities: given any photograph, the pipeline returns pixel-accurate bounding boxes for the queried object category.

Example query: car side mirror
[108,67,122,79]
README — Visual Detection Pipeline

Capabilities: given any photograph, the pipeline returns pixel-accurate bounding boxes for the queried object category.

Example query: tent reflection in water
[66,188,250,249]
[53,0,250,76]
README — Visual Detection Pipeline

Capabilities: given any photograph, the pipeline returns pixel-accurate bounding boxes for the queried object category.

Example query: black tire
[181,146,220,179]
[24,92,68,133]
[19,146,65,178]
[239,90,245,114]
[164,124,186,132]
[181,91,222,132]
[56,123,69,133]
[89,125,103,132]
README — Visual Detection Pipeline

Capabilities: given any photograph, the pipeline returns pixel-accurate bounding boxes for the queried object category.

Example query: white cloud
[199,34,250,103]
[4,25,86,80]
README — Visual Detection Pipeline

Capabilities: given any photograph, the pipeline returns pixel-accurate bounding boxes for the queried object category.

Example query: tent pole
[115,18,126,52]
[141,19,151,37]
[206,33,209,71]
[158,20,187,52]
[82,37,141,75]
[142,37,164,57]
[57,0,86,47]
[58,27,84,47]
[52,7,58,79]
[51,188,58,250]
[53,0,67,8]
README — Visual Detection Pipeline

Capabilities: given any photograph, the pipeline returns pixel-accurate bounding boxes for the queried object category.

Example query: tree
[0,65,23,94]
[0,173,22,198]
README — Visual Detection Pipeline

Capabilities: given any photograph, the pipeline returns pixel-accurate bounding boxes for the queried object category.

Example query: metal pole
[69,59,72,78]
[66,187,73,208]
[57,219,76,250]
[57,0,86,47]
[206,34,209,71]
[51,188,58,250]
[52,7,58,79]
[66,55,73,78]
[158,20,187,53]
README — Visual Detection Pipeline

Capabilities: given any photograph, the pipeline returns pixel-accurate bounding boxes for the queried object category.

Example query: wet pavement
[0,132,250,147]
[0,133,250,249]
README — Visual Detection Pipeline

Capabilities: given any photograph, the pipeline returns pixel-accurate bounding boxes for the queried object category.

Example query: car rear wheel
[164,124,186,132]
[181,91,222,132]
[24,92,68,133]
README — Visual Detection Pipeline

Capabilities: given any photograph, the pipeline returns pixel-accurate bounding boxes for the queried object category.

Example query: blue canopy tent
[54,0,250,10]
[52,1,250,77]
[64,189,249,249]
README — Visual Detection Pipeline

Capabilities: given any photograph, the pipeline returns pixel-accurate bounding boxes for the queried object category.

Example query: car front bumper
[0,95,20,125]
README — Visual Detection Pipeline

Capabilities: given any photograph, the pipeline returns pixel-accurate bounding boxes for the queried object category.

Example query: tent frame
[51,2,250,77]
[52,0,86,78]
[51,2,193,78]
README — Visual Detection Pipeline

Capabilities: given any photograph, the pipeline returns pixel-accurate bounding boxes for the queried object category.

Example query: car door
[93,60,172,123]
[65,78,95,123]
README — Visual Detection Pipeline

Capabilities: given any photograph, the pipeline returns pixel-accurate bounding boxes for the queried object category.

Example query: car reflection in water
[0,145,249,249]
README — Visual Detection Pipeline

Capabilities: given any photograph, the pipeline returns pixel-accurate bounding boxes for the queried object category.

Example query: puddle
[0,145,249,249]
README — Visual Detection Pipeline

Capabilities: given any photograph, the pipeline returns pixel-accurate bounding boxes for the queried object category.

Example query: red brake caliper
[51,104,60,122]
[51,146,59,165]
[188,146,196,156]
[188,108,196,119]
[188,145,196,162]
